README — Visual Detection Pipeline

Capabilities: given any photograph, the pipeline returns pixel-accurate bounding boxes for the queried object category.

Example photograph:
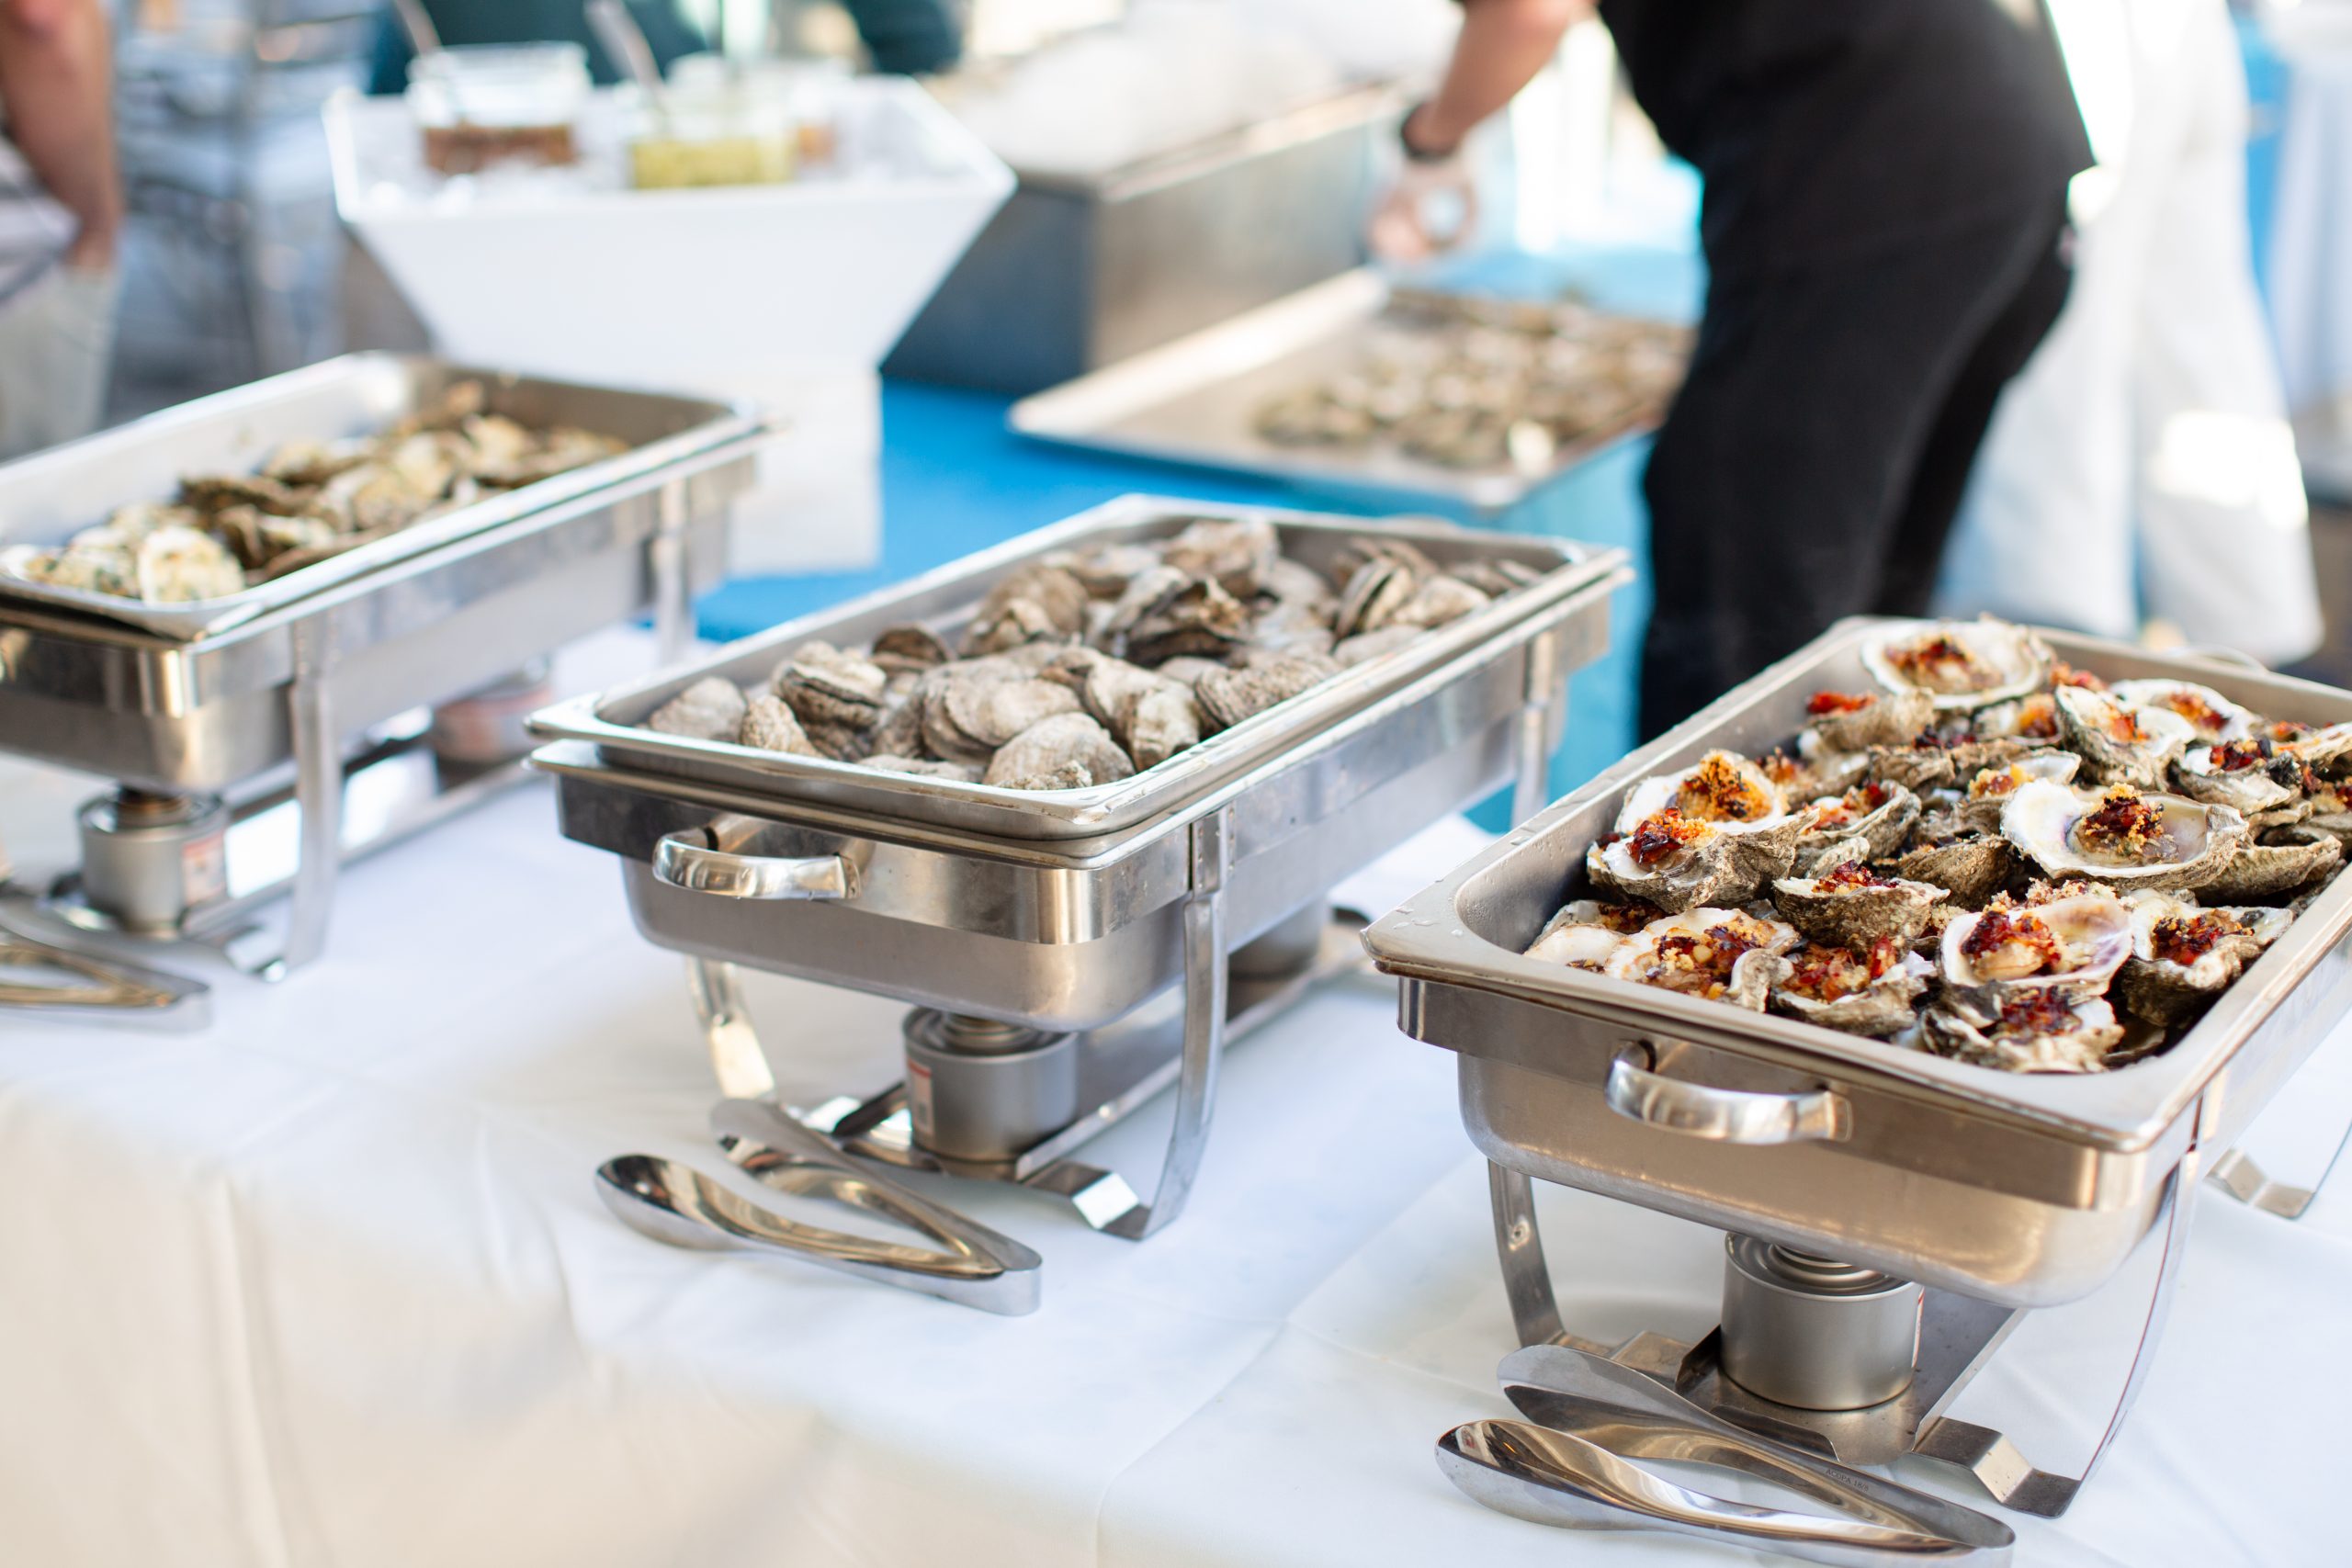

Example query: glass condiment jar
[407,43,592,175]
[626,68,797,190]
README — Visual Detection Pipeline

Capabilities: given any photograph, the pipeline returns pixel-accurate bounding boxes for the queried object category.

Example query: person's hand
[63,220,117,273]
[1369,155,1479,263]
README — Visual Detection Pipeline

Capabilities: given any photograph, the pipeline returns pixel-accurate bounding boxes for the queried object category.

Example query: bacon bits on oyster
[2001,781,2246,892]
[1588,751,1799,912]
[1920,990,2127,1075]
[1601,908,1802,1011]
[1958,750,2080,834]
[1802,687,1936,753]
[1861,619,2050,710]
[1939,891,2132,1001]
[2053,686,2195,788]
[1521,899,1661,970]
[2112,892,2295,1026]
[1793,781,1920,863]
[2265,719,2352,771]
[1768,938,1933,1037]
[1771,861,1947,948]
[2108,679,2257,743]
[2173,737,2313,822]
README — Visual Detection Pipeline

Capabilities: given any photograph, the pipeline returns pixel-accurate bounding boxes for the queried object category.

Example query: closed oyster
[1196,654,1335,731]
[1939,891,2132,999]
[2174,736,2309,819]
[1772,861,1947,947]
[1158,516,1278,596]
[738,694,820,756]
[1124,576,1251,664]
[1589,752,1800,912]
[1332,626,1424,668]
[2113,892,2294,1026]
[2196,829,2343,903]
[1125,686,1205,770]
[2109,679,2258,743]
[647,676,748,741]
[1959,750,2080,833]
[1446,558,1542,599]
[1768,940,1933,1036]
[1388,573,1490,631]
[773,640,890,731]
[942,675,1083,756]
[1792,781,1919,863]
[1861,619,2050,710]
[1802,687,1935,752]
[2001,781,2245,892]
[1600,908,1802,1011]
[870,624,951,676]
[1333,554,1419,639]
[2054,686,2195,788]
[1920,990,2126,1074]
[1883,835,2018,908]
[982,712,1136,791]
[961,563,1089,654]
[133,525,245,602]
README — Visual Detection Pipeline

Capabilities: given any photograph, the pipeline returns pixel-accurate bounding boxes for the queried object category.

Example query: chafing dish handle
[652,818,856,901]
[1604,1046,1850,1145]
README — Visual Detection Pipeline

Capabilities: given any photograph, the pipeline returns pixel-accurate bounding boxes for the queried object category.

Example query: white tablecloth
[4,721,2349,1566]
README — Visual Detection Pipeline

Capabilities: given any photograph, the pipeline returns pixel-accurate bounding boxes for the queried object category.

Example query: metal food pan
[1009,271,1675,513]
[1365,620,2352,1304]
[535,559,1611,1031]
[531,494,1621,842]
[0,353,768,639]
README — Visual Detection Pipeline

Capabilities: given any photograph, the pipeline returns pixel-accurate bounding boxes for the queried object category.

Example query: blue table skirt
[699,241,1704,821]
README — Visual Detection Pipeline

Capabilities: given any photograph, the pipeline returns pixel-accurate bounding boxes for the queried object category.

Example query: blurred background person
[1374,0,2092,737]
[1936,0,2323,668]
[0,0,121,460]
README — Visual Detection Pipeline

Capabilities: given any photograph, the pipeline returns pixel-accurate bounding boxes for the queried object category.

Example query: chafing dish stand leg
[1487,1109,2210,1518]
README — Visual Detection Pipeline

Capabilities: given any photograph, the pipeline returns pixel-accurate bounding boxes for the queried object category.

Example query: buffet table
[3,644,2347,1566]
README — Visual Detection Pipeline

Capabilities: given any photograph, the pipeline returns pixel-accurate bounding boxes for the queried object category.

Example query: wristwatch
[1399,101,1461,164]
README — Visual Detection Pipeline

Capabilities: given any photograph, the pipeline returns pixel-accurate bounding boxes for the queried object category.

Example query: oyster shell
[1158,516,1279,596]
[1958,750,2081,834]
[2108,679,2258,743]
[982,712,1136,791]
[1919,991,2126,1074]
[1939,891,2132,1000]
[647,676,749,741]
[1125,686,1205,771]
[1589,753,1800,912]
[1792,781,1920,863]
[1972,692,2063,744]
[1123,576,1252,665]
[1768,942,1933,1036]
[2195,830,2343,903]
[2174,736,2309,818]
[870,624,951,676]
[2113,891,2294,1026]
[1333,555,1419,639]
[2301,776,2352,847]
[2262,719,2352,770]
[1861,619,2050,710]
[2054,686,2195,788]
[1388,573,1490,631]
[772,640,890,731]
[1866,744,1960,795]
[961,563,1089,655]
[1196,653,1337,732]
[738,694,820,756]
[2001,781,2246,892]
[1600,908,1802,1011]
[939,674,1084,756]
[1771,862,1947,947]
[133,525,246,602]
[1332,626,1424,668]
[1522,907,1627,970]
[1883,835,2018,908]
[1802,687,1935,752]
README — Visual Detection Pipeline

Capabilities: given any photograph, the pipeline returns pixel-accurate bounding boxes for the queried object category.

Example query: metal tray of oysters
[0,354,766,639]
[1366,616,2352,1308]
[535,495,1624,841]
[1010,271,1690,513]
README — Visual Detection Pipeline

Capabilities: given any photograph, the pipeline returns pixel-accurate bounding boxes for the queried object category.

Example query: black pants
[1636,204,2075,739]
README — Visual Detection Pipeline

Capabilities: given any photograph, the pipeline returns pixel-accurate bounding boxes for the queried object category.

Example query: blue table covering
[700,241,1704,813]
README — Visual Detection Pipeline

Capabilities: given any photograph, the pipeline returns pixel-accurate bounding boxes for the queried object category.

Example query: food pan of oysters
[0,355,765,638]
[1368,616,2352,1149]
[532,497,1622,841]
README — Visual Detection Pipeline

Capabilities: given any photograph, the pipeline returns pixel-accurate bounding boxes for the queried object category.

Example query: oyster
[1388,573,1490,631]
[1333,554,1419,639]
[1958,750,2080,834]
[870,624,951,676]
[1768,940,1933,1036]
[936,674,1084,759]
[2001,782,2245,892]
[2054,686,2195,788]
[738,694,820,756]
[1920,990,2126,1074]
[1771,861,1947,947]
[2303,776,2352,847]
[1792,781,1919,863]
[19,535,137,597]
[1600,908,1802,1011]
[2196,829,2343,903]
[132,525,245,602]
[961,563,1089,655]
[1589,752,1800,912]
[1522,903,1630,970]
[647,676,749,741]
[2174,736,2309,819]
[773,640,889,728]
[1883,835,2017,908]
[1125,686,1205,771]
[982,712,1136,791]
[2108,679,2257,743]
[1158,516,1279,596]
[1801,687,1935,752]
[1972,691,2063,744]
[1332,626,1424,668]
[2264,719,2352,771]
[1939,891,2132,1000]
[1866,743,1960,795]
[2113,892,2294,1026]
[1122,576,1252,665]
[1195,653,1337,732]
[1861,619,2049,710]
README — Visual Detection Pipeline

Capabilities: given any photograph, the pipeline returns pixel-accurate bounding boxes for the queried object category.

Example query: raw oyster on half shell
[2000,782,2245,892]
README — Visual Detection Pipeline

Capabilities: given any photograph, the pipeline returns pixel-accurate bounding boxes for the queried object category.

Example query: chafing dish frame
[1364,617,2352,1516]
[536,505,1627,1274]
[0,355,769,979]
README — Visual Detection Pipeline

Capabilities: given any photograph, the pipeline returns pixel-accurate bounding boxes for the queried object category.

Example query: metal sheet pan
[1008,271,1676,513]
[0,354,769,640]
[1366,618,2352,1157]
[528,495,1627,842]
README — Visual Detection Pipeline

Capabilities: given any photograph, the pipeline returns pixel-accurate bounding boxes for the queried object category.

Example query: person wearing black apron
[1377,0,2093,738]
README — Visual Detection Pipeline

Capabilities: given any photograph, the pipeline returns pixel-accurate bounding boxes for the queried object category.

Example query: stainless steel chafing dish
[532,496,1626,1292]
[0,355,768,1000]
[1365,618,2352,1517]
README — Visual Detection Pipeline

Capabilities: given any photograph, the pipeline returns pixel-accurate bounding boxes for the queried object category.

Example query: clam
[2174,737,2309,819]
[1919,991,2126,1074]
[1939,891,2132,1000]
[647,676,748,741]
[2109,679,2258,743]
[2195,829,2343,903]
[2001,781,2245,892]
[1600,908,1802,1011]
[2054,686,2195,788]
[1802,687,1935,752]
[1792,781,1920,863]
[982,712,1136,792]
[2113,891,2294,1025]
[1767,942,1933,1037]
[1958,750,2081,834]
[1771,862,1946,947]
[1861,619,2050,710]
